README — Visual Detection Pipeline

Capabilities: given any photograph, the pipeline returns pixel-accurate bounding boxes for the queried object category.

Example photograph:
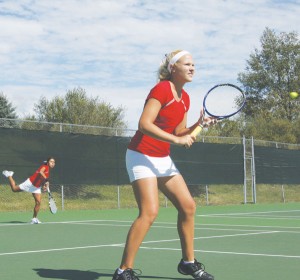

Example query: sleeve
[146,82,169,106]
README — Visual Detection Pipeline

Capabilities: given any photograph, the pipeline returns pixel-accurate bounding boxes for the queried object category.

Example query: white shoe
[2,170,14,177]
[31,218,42,224]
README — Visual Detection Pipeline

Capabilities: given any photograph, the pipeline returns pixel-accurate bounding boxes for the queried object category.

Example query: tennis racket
[191,83,246,137]
[47,186,57,214]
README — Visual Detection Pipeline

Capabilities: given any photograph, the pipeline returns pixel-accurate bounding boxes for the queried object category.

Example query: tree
[31,87,127,130]
[238,27,300,122]
[0,92,17,119]
[243,116,297,143]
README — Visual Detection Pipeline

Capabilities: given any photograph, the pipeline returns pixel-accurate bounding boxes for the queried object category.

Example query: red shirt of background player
[29,164,50,188]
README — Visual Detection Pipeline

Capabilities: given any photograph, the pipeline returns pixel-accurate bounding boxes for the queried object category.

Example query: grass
[1,183,300,212]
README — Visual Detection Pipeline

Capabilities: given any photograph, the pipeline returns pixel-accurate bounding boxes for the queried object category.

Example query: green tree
[238,27,300,122]
[203,119,245,138]
[244,116,297,143]
[0,92,17,119]
[31,87,127,129]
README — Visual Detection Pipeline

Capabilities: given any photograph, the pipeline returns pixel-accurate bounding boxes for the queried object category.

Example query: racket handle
[190,125,203,137]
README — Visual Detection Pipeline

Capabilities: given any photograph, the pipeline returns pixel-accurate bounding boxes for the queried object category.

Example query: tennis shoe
[178,259,214,280]
[31,218,42,224]
[2,170,14,178]
[112,268,140,280]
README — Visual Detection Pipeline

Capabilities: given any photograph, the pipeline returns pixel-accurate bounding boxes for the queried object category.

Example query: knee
[35,200,41,207]
[181,200,196,218]
[140,207,159,226]
[149,209,159,224]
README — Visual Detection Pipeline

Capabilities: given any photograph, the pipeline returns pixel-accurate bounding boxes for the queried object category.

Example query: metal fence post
[117,186,120,209]
[61,185,64,211]
[251,136,257,204]
[206,185,209,206]
[243,136,247,204]
[281,185,285,203]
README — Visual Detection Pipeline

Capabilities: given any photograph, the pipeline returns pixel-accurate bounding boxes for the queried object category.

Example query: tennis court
[0,203,299,280]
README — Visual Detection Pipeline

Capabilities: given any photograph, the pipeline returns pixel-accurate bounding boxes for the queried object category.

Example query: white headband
[167,50,190,73]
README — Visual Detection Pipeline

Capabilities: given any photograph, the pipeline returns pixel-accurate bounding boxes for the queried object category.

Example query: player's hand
[177,134,195,148]
[43,181,49,191]
[199,108,218,127]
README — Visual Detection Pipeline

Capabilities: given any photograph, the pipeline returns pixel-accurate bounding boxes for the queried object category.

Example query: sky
[1,0,300,129]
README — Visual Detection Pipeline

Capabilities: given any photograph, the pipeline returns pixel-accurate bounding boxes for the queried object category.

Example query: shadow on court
[33,269,104,280]
[0,221,27,224]
[33,268,187,279]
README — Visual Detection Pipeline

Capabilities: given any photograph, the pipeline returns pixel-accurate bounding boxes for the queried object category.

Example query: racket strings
[204,85,245,118]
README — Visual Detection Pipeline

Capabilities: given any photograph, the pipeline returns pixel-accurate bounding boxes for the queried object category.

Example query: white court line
[137,231,279,243]
[196,223,300,229]
[0,230,278,257]
[139,247,300,259]
[0,219,134,227]
[0,243,124,257]
[198,210,300,216]
[68,222,282,233]
[51,220,300,232]
[197,215,300,221]
[20,220,293,234]
[1,219,300,232]
[197,209,300,220]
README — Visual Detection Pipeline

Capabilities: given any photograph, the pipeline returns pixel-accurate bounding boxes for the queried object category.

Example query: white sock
[117,268,124,274]
[183,260,195,264]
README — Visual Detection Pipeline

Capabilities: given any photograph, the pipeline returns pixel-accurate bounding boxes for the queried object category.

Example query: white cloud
[1,0,300,128]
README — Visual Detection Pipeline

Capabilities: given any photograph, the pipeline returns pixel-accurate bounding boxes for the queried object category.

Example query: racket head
[203,83,246,119]
[47,186,57,214]
[49,198,57,214]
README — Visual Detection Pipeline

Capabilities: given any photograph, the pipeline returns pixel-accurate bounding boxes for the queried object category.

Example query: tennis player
[112,51,215,280]
[2,157,56,224]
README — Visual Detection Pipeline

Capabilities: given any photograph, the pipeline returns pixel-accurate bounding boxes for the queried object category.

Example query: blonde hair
[157,50,183,82]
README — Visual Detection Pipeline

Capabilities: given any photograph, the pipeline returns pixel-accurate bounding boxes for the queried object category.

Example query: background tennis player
[2,157,56,224]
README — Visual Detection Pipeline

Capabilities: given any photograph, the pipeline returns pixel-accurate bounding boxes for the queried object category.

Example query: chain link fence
[1,183,300,213]
[0,118,299,212]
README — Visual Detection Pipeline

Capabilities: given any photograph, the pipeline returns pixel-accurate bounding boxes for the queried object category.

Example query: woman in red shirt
[112,51,216,280]
[2,157,56,224]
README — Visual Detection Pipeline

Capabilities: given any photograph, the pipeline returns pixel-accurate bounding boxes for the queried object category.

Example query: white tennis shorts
[126,149,180,183]
[19,178,41,194]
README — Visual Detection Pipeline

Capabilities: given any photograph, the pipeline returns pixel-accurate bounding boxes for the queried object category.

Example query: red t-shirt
[29,164,50,188]
[128,81,190,157]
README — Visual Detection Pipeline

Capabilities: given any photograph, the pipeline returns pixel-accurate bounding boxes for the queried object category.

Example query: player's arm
[175,109,217,137]
[39,166,48,180]
[39,166,49,191]
[174,112,199,137]
[42,180,49,192]
[138,98,194,146]
[139,98,179,143]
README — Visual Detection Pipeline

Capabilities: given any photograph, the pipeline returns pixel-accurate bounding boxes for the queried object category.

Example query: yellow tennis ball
[289,91,299,99]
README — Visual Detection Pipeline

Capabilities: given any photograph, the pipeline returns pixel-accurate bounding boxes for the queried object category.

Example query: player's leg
[159,174,214,280]
[158,174,196,260]
[119,177,159,269]
[32,193,42,224]
[2,172,22,192]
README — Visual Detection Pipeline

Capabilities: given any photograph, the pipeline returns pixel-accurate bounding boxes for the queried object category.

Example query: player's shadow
[34,268,103,280]
[33,268,104,280]
[34,268,186,279]
[0,221,27,224]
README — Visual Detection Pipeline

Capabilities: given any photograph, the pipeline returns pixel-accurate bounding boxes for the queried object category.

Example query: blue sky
[1,0,300,129]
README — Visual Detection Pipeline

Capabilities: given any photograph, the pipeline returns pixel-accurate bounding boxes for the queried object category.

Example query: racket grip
[190,125,203,137]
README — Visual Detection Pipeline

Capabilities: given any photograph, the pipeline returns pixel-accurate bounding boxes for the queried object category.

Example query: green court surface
[0,203,299,280]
